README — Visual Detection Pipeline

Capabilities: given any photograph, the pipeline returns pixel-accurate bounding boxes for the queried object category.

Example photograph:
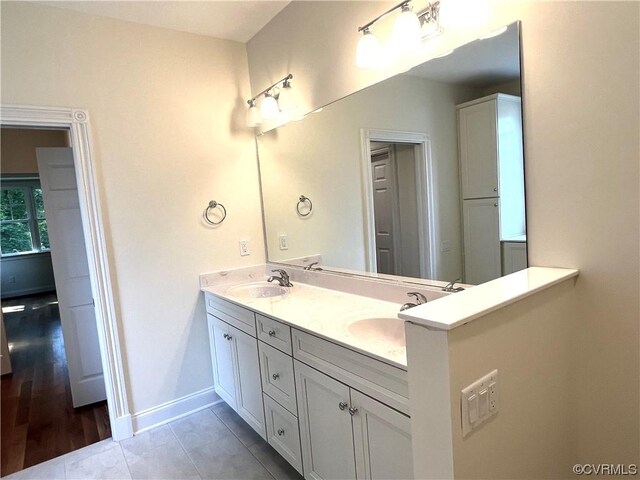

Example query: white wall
[1,2,265,415]
[248,0,640,469]
[258,73,482,281]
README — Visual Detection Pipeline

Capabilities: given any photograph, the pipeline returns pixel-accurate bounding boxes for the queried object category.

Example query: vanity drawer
[256,314,292,355]
[292,328,409,415]
[263,393,303,475]
[259,341,297,415]
[205,292,256,337]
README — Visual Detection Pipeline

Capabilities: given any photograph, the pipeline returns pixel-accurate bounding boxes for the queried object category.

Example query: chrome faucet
[442,278,465,293]
[304,262,323,271]
[267,269,293,287]
[400,292,428,312]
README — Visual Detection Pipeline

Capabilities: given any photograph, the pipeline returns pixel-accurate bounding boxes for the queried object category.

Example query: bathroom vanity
[200,266,433,479]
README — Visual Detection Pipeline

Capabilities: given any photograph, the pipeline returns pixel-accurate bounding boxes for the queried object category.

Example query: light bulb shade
[278,83,297,111]
[356,30,381,69]
[392,7,422,55]
[246,104,261,127]
[439,0,489,30]
[261,94,279,119]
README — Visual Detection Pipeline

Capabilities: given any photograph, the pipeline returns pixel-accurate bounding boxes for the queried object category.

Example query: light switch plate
[461,369,498,437]
[279,234,289,250]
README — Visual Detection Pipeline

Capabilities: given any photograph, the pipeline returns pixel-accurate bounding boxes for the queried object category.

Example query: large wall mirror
[257,22,526,286]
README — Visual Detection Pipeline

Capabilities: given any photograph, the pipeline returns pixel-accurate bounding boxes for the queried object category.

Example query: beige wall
[1,2,265,415]
[259,73,483,281]
[447,279,577,478]
[248,0,640,472]
[1,128,69,174]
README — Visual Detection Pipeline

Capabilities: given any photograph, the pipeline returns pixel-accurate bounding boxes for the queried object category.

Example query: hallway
[1,293,110,476]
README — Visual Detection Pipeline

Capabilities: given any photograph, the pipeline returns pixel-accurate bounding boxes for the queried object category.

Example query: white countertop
[202,281,407,369]
[399,267,579,330]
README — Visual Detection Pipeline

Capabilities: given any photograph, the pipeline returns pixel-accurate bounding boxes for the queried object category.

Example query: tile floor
[2,402,303,480]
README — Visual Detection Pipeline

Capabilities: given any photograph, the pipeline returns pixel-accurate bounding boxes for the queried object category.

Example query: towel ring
[296,195,313,217]
[204,200,227,225]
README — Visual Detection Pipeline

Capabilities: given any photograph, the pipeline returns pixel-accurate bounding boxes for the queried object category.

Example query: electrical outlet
[239,239,250,256]
[279,234,289,250]
[461,369,498,437]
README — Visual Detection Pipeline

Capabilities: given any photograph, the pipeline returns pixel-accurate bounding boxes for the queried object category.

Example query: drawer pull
[226,334,233,341]
[338,401,348,411]
[272,373,280,380]
[277,428,285,436]
[223,333,229,339]
[268,330,277,337]
[348,406,359,416]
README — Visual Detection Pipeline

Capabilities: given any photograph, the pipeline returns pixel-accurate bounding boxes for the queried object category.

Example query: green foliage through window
[0,181,49,255]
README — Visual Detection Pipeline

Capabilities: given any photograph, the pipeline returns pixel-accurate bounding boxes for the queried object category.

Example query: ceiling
[407,23,520,88]
[36,1,290,43]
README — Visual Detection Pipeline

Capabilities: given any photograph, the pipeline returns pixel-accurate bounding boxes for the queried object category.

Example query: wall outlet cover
[239,239,250,256]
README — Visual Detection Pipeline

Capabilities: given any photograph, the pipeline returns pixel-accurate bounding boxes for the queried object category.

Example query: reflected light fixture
[246,73,296,127]
[356,1,443,69]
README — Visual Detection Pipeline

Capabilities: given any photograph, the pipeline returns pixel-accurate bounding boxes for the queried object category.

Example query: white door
[36,147,105,407]
[351,390,414,480]
[295,360,356,480]
[209,315,237,409]
[458,99,499,199]
[230,325,266,439]
[462,198,501,284]
[371,149,401,276]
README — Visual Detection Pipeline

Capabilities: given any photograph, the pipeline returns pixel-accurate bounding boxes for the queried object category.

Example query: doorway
[0,128,111,475]
[361,129,437,280]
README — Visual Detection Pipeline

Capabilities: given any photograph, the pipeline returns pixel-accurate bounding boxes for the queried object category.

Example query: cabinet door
[458,99,499,199]
[295,360,356,480]
[351,390,413,480]
[209,315,237,409]
[230,325,266,439]
[463,198,501,284]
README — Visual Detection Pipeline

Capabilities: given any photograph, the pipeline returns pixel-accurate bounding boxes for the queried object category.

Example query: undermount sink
[347,317,405,347]
[226,282,289,299]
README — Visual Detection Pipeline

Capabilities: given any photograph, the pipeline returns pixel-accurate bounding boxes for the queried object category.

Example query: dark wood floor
[1,293,111,477]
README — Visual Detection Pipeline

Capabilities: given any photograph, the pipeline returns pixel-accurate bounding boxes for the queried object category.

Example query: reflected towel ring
[204,200,227,225]
[296,195,313,217]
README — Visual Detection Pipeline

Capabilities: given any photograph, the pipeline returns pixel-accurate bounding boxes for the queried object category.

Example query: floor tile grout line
[167,420,205,480]
[118,442,134,480]
[209,406,278,480]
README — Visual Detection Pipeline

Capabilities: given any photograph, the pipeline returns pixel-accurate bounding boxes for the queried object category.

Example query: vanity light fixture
[246,73,296,126]
[356,1,443,69]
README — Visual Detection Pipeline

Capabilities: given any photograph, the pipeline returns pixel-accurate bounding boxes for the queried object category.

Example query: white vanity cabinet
[295,360,413,480]
[205,294,266,439]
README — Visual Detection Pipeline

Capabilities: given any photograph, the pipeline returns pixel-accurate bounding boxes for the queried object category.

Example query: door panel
[295,360,356,480]
[36,148,105,407]
[458,100,499,199]
[209,315,236,409]
[231,325,266,439]
[462,198,501,284]
[371,150,400,276]
[351,390,413,480]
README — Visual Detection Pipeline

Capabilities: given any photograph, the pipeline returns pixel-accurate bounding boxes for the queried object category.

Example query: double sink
[225,281,406,349]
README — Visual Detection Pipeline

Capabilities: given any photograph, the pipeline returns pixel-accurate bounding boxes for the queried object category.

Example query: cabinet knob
[494,203,498,207]
[272,373,280,380]
[226,335,232,341]
[268,330,276,337]
[348,406,359,416]
[223,333,229,339]
[493,187,498,192]
[277,428,285,436]
[338,401,348,411]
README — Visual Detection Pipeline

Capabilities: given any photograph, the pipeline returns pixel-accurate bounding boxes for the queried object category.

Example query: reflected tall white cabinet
[457,93,527,284]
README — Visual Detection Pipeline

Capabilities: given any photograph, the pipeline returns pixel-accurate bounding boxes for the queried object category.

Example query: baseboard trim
[111,414,133,441]
[131,387,222,434]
